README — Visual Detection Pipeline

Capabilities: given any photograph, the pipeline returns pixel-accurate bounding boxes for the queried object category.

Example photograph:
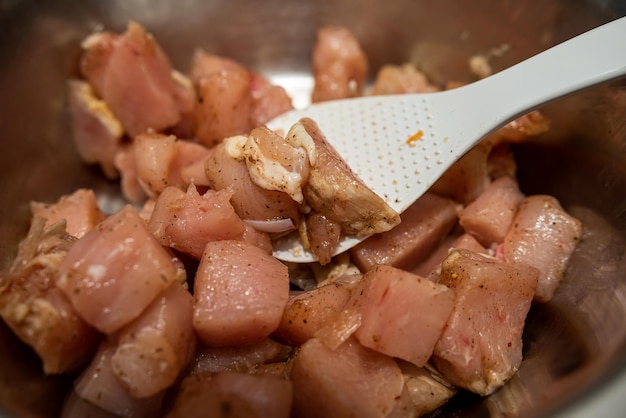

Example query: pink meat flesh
[290,337,404,418]
[503,195,582,302]
[351,192,460,272]
[30,188,105,239]
[0,219,99,374]
[114,145,148,204]
[81,21,181,137]
[193,240,290,346]
[57,205,178,334]
[311,26,368,102]
[148,185,246,259]
[459,175,525,246]
[74,340,164,418]
[371,63,439,95]
[111,282,196,398]
[412,233,487,280]
[274,280,353,346]
[352,265,455,367]
[433,249,539,395]
[249,71,294,126]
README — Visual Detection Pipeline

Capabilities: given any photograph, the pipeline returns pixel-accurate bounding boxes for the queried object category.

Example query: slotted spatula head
[268,16,626,263]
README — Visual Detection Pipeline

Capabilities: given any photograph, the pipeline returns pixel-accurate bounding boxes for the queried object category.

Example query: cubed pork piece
[148,185,247,259]
[30,188,106,239]
[249,71,294,127]
[187,338,292,375]
[166,371,293,418]
[397,361,457,417]
[80,21,181,136]
[301,212,341,265]
[433,249,539,396]
[67,79,124,179]
[0,219,100,374]
[311,26,368,102]
[350,192,460,272]
[205,136,301,224]
[297,118,401,236]
[74,340,164,418]
[412,233,486,280]
[503,195,582,302]
[371,63,439,95]
[290,337,404,418]
[193,240,290,346]
[430,144,491,205]
[190,50,253,147]
[169,70,197,139]
[351,265,455,367]
[274,280,353,346]
[459,176,525,247]
[57,205,179,333]
[114,145,148,204]
[111,282,196,398]
[483,110,550,146]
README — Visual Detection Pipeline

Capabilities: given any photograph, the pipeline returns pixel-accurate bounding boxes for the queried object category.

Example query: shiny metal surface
[0,0,625,417]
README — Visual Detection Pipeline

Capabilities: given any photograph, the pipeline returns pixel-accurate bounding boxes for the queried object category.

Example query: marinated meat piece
[311,26,368,102]
[433,249,539,396]
[166,371,292,418]
[487,143,517,180]
[133,133,178,196]
[80,21,181,136]
[241,223,273,254]
[297,118,400,236]
[67,79,124,179]
[148,185,246,259]
[171,139,213,188]
[193,240,290,346]
[249,71,294,126]
[430,143,491,205]
[291,337,404,418]
[459,176,525,246]
[351,192,460,272]
[30,188,105,239]
[205,137,301,224]
[187,338,292,375]
[301,213,341,265]
[111,282,195,398]
[412,233,487,280]
[503,195,582,302]
[191,51,253,147]
[57,205,179,333]
[398,362,457,417]
[0,219,99,374]
[75,340,164,418]
[351,265,455,367]
[371,63,439,95]
[274,280,353,346]
[484,110,551,145]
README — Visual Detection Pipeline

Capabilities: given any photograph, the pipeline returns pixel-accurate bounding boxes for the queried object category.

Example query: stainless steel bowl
[1,0,625,417]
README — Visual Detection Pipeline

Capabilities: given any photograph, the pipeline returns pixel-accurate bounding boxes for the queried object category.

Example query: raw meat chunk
[111,282,196,398]
[57,205,179,333]
[352,265,455,366]
[30,188,105,239]
[193,240,290,346]
[433,249,539,395]
[148,185,246,259]
[503,195,582,302]
[351,192,460,272]
[372,63,439,95]
[290,337,404,418]
[80,21,181,136]
[0,219,99,374]
[459,175,525,246]
[312,26,368,102]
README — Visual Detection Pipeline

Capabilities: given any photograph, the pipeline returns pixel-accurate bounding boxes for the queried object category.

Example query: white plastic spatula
[268,16,626,263]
